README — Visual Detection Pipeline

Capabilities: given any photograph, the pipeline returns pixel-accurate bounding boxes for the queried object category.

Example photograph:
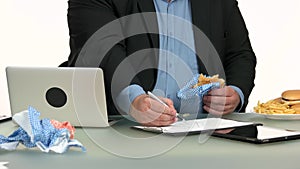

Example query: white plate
[254,112,300,120]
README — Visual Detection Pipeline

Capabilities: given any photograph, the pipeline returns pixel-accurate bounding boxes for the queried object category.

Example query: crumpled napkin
[0,106,86,153]
[177,74,222,100]
[0,162,9,169]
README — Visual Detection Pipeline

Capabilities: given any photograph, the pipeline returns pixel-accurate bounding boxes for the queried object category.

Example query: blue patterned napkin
[0,106,86,153]
[177,74,221,100]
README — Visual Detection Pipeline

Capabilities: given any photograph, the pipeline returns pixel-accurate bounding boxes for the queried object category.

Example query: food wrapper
[50,120,75,139]
[177,74,222,100]
[0,106,86,153]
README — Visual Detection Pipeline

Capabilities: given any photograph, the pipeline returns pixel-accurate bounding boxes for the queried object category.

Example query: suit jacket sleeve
[67,0,129,115]
[223,1,256,111]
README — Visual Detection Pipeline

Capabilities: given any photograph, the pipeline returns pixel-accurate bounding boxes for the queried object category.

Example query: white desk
[1,113,300,169]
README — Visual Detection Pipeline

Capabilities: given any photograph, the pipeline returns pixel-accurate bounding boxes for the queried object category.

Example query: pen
[147,91,185,121]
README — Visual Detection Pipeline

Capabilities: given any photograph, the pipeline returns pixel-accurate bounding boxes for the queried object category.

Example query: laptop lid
[6,66,109,127]
[0,115,11,123]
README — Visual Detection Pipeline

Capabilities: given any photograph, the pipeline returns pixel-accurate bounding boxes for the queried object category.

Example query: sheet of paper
[134,118,253,134]
[257,126,300,140]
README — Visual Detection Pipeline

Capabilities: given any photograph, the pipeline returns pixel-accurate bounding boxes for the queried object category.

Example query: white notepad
[133,118,254,135]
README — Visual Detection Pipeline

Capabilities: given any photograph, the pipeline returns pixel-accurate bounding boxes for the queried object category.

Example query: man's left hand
[203,86,240,115]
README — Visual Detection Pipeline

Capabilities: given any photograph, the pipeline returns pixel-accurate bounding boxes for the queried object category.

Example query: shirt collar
[163,0,176,3]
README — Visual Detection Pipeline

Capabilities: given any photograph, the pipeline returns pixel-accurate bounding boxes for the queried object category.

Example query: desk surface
[1,113,300,169]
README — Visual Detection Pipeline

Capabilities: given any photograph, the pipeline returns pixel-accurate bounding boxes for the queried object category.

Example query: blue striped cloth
[177,74,221,100]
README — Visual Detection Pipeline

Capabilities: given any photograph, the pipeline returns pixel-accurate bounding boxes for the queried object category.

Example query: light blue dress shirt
[152,0,198,111]
[116,0,244,114]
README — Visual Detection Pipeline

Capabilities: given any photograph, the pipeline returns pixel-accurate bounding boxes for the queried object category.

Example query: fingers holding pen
[147,96,177,120]
[130,94,177,126]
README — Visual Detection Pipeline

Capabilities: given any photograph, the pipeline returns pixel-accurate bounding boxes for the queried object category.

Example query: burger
[254,90,300,115]
[281,90,300,105]
[280,90,300,114]
[291,104,300,113]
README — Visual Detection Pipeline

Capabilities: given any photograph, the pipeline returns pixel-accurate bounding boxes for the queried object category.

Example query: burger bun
[281,90,300,105]
[291,104,300,113]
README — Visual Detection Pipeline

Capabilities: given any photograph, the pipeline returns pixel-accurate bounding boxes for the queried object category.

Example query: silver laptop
[6,66,110,127]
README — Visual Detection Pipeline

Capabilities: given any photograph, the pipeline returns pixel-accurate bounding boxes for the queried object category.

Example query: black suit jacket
[67,0,256,115]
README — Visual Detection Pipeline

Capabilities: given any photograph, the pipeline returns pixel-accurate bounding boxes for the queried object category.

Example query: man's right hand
[129,94,177,127]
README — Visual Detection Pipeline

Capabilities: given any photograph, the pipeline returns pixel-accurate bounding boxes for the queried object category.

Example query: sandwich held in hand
[192,74,225,88]
[254,90,300,114]
[177,74,225,100]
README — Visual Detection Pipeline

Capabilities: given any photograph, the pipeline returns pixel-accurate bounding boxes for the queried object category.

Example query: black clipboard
[132,118,258,136]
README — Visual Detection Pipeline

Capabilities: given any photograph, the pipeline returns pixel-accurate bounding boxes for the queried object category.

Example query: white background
[0,0,299,117]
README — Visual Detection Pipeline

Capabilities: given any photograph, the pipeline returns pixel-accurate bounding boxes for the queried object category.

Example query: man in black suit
[67,0,256,126]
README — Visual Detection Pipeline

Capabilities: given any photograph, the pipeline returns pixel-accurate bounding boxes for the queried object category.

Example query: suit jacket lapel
[136,0,156,12]
[136,0,159,49]
[135,0,213,75]
[190,0,211,75]
[190,0,211,37]
[137,0,210,47]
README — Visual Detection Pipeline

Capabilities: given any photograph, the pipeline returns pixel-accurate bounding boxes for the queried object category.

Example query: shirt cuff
[116,84,145,114]
[229,85,244,112]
